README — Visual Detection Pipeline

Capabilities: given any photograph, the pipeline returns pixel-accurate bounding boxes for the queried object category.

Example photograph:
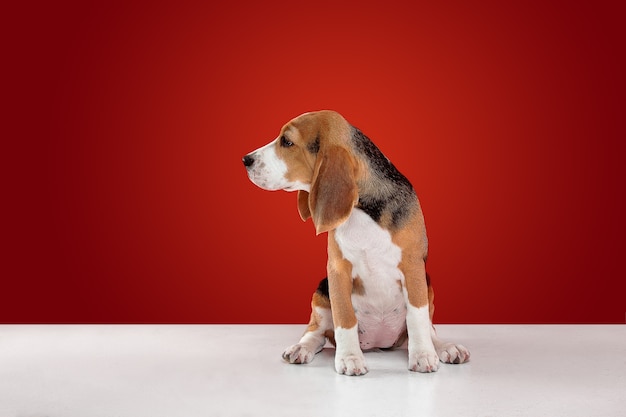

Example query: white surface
[0,325,624,417]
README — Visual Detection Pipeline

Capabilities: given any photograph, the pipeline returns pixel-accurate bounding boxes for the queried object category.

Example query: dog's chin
[248,173,309,193]
[284,182,310,193]
[249,180,278,191]
[247,174,283,192]
[256,183,299,193]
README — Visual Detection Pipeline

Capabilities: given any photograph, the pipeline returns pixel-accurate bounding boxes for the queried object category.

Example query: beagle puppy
[242,110,469,375]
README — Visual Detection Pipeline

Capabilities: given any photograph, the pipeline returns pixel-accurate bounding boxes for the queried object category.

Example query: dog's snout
[242,154,255,168]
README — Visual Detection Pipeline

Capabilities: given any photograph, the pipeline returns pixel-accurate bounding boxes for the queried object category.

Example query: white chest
[334,208,407,349]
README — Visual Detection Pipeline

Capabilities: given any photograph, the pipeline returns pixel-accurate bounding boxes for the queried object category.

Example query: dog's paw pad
[409,350,440,373]
[336,353,368,376]
[282,344,315,364]
[437,343,470,364]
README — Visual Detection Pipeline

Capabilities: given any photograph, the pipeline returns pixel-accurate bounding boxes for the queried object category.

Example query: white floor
[0,325,624,417]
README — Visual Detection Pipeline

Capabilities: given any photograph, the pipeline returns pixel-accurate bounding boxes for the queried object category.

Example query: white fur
[335,208,407,350]
[334,325,368,375]
[282,307,332,364]
[405,304,439,372]
[336,208,442,373]
[245,139,310,192]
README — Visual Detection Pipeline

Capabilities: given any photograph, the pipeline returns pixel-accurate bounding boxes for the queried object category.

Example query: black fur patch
[351,128,412,189]
[351,127,415,226]
[316,277,329,298]
[391,205,409,228]
[307,137,320,154]
[357,196,387,223]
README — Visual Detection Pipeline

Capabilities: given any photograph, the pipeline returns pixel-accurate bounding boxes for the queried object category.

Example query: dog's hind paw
[282,344,317,364]
[436,342,470,364]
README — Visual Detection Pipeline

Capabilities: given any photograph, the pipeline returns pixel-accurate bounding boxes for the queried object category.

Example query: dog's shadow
[289,347,413,376]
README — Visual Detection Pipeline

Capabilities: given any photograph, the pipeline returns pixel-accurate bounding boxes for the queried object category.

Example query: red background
[2,1,625,323]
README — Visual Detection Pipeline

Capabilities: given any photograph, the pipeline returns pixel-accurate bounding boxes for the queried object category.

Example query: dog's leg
[431,328,471,364]
[401,256,440,373]
[283,282,334,364]
[427,280,470,364]
[327,231,368,376]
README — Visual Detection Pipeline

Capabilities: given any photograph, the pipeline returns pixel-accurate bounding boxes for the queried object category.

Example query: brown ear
[308,146,358,234]
[297,190,311,221]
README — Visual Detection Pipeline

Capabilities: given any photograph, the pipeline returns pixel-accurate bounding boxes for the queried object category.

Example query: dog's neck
[349,127,418,229]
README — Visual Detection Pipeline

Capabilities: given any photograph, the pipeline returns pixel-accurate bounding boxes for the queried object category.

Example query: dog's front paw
[335,352,368,376]
[409,350,440,373]
[436,342,470,364]
[282,344,317,364]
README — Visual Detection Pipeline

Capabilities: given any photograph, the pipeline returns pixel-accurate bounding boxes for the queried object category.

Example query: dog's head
[243,110,360,234]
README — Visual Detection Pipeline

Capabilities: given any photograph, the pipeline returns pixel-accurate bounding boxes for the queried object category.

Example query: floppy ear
[307,145,358,235]
[297,190,311,221]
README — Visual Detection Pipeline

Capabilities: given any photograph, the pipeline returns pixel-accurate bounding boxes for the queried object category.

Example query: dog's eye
[280,136,294,148]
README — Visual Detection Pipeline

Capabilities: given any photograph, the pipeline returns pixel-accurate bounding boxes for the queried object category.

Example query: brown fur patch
[327,229,358,329]
[427,275,435,321]
[277,111,355,187]
[275,125,317,186]
[305,291,332,334]
[308,146,358,234]
[297,190,311,221]
[312,291,331,310]
[324,329,336,347]
[391,213,429,309]
[272,111,363,233]
[352,277,366,296]
[305,318,320,333]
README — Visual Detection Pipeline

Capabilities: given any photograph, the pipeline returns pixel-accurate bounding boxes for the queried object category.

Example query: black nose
[242,154,255,167]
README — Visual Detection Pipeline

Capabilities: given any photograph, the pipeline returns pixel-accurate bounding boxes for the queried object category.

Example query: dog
[242,110,469,375]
